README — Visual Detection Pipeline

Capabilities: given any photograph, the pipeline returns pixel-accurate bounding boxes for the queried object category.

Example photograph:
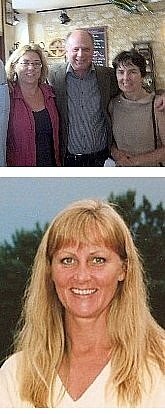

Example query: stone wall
[19,5,165,88]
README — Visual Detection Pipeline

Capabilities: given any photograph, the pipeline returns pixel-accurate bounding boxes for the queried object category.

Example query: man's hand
[155,93,165,111]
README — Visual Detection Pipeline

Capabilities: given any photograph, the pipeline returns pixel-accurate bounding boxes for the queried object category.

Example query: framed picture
[5,0,13,25]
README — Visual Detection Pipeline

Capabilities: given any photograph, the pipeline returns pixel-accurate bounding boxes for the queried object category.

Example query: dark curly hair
[112,49,146,77]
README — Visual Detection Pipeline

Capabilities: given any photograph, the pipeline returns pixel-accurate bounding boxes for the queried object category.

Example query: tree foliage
[0,191,164,365]
[0,222,48,364]
[108,190,165,281]
[108,190,165,328]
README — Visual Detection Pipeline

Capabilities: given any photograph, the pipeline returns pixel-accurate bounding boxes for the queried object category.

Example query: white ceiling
[12,0,110,13]
[12,0,165,13]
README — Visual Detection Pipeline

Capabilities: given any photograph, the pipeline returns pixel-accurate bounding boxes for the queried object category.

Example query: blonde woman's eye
[93,257,105,264]
[61,257,74,265]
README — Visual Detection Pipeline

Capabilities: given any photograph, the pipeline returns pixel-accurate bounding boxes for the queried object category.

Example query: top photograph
[0,0,165,167]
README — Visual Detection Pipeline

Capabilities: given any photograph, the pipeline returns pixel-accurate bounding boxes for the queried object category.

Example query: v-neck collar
[54,359,111,406]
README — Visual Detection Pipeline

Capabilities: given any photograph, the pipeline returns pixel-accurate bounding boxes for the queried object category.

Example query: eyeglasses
[19,61,42,69]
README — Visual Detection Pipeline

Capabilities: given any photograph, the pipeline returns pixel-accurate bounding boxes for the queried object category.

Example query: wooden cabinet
[133,41,156,92]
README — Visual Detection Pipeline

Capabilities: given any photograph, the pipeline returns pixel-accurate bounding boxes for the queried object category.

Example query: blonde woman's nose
[74,262,91,281]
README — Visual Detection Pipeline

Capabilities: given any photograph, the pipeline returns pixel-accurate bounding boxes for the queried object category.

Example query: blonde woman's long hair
[14,199,165,407]
[5,43,48,83]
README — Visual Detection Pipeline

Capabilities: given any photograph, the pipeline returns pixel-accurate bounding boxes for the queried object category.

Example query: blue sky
[0,176,164,243]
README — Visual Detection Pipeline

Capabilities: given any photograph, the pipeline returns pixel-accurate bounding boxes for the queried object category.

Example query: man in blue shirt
[49,29,118,166]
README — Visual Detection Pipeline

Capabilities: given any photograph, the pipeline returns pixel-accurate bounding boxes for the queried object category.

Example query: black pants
[64,148,109,167]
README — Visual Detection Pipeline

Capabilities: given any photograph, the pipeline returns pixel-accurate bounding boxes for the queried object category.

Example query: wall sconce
[9,41,20,56]
[59,10,70,24]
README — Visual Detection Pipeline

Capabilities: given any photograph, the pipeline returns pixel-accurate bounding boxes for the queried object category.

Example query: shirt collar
[66,62,95,76]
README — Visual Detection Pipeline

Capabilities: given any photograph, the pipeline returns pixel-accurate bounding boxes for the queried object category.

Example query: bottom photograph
[0,176,164,408]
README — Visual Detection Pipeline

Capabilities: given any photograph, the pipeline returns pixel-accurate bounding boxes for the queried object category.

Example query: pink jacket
[7,83,61,166]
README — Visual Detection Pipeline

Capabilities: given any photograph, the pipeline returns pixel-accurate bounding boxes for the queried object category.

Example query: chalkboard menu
[88,27,108,67]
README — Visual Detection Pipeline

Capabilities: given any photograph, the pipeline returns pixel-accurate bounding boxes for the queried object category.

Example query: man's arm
[155,90,165,111]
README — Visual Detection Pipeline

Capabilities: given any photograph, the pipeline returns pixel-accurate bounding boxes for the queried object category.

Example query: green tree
[0,222,47,364]
[108,190,165,327]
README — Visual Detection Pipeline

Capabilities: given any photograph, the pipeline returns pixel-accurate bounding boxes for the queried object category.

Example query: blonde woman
[0,199,164,407]
[5,43,60,166]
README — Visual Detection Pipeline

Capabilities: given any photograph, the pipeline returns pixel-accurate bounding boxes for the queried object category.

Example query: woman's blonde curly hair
[5,43,48,83]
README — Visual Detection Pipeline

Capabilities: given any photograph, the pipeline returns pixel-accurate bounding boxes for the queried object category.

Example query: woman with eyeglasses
[5,44,61,166]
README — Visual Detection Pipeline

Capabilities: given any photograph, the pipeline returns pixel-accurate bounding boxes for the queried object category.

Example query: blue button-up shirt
[66,63,108,154]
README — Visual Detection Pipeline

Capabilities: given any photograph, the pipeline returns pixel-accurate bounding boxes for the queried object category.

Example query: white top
[0,353,165,407]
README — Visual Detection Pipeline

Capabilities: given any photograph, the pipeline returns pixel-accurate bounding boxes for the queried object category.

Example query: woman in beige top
[0,199,164,408]
[109,49,165,166]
